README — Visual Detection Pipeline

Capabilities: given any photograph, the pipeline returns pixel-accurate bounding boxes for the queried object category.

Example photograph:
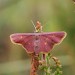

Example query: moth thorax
[34,36,40,53]
[34,36,39,46]
[35,36,39,40]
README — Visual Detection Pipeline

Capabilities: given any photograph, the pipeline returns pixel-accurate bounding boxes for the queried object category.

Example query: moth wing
[43,32,66,44]
[10,33,35,53]
[38,32,66,53]
[10,32,66,54]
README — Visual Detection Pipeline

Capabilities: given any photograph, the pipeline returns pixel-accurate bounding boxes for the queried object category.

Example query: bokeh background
[0,0,75,75]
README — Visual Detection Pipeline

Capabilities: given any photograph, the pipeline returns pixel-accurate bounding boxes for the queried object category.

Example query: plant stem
[30,53,39,75]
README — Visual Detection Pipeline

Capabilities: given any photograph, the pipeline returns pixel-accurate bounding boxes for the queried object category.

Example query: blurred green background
[0,0,75,75]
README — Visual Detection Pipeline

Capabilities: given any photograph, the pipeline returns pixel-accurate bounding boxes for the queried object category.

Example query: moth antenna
[31,20,36,30]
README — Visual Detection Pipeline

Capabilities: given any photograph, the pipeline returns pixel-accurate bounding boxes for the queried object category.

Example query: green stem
[44,53,52,75]
[38,53,62,75]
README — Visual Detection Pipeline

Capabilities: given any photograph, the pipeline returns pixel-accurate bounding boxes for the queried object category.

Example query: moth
[10,21,67,54]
